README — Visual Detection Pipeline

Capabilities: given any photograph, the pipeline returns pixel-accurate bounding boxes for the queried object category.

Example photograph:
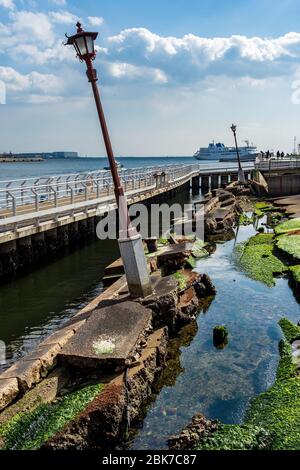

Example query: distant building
[7,152,79,159]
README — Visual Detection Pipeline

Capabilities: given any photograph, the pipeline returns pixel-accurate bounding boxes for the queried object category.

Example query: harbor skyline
[1,1,300,156]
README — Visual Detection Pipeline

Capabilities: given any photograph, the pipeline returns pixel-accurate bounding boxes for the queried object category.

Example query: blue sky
[0,0,300,155]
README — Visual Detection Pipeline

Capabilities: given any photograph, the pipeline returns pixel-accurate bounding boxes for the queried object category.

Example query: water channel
[0,193,299,450]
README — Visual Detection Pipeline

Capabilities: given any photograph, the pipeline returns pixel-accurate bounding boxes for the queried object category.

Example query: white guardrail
[0,162,254,227]
[254,158,300,172]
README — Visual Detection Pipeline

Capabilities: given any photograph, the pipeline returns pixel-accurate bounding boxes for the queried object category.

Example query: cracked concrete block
[41,328,75,348]
[0,378,19,411]
[1,359,42,393]
[23,343,62,377]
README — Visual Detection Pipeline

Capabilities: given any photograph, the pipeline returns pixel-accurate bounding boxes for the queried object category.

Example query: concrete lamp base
[238,168,246,184]
[118,233,153,299]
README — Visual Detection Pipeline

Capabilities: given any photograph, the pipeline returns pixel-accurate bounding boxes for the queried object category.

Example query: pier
[255,158,300,196]
[0,163,253,240]
[0,163,253,279]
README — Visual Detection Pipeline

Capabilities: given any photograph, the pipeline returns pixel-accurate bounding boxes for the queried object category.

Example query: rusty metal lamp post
[65,22,152,298]
[230,124,245,183]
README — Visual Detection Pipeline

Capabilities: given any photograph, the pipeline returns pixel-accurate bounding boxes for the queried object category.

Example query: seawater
[127,222,300,449]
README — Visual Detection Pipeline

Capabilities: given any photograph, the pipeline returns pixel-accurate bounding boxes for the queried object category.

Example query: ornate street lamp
[230,124,245,183]
[65,22,152,298]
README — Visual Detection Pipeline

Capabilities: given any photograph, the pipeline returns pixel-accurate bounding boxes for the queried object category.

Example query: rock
[168,413,219,450]
[201,273,217,296]
[213,325,229,348]
[43,329,168,450]
[59,301,152,371]
[0,359,42,393]
[41,327,76,349]
[144,238,158,254]
[204,216,218,234]
[292,340,300,350]
[157,242,194,275]
[0,378,19,411]
[22,343,62,378]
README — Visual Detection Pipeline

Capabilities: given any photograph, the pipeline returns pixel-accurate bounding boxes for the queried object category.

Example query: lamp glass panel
[86,35,95,54]
[75,36,87,56]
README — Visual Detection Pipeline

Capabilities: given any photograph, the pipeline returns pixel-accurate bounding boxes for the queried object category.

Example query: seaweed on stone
[274,218,300,235]
[194,318,300,450]
[276,235,300,261]
[235,234,287,287]
[289,265,300,283]
[239,213,254,226]
[278,318,300,344]
[0,383,103,450]
[172,271,188,290]
[196,424,272,450]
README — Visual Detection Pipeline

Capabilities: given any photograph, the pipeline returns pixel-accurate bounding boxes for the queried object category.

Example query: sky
[1,0,300,156]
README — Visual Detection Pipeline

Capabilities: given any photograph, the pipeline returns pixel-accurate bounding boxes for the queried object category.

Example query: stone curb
[0,276,127,410]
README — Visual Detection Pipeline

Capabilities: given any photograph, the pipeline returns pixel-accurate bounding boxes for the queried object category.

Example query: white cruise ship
[193,141,258,162]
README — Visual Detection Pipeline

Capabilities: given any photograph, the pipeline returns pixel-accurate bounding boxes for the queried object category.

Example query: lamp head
[65,22,98,62]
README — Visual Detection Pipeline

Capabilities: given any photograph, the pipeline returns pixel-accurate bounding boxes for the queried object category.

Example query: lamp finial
[76,21,83,33]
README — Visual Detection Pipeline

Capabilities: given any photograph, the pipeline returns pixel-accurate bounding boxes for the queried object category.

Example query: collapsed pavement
[0,236,216,450]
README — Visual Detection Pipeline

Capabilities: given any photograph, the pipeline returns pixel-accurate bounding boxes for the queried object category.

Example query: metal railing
[0,162,254,229]
[255,158,300,172]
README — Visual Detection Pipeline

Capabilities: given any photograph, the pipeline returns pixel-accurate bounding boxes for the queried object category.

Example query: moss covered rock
[194,318,300,450]
[213,326,229,348]
[276,235,300,261]
[196,424,272,450]
[236,234,287,287]
[289,265,300,283]
[274,218,300,235]
[0,383,103,450]
[279,318,300,344]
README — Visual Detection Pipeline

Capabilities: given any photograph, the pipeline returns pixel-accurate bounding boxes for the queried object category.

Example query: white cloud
[11,42,74,64]
[108,62,168,84]
[106,28,300,84]
[10,11,55,46]
[0,0,15,10]
[0,66,62,99]
[49,10,78,25]
[88,16,104,27]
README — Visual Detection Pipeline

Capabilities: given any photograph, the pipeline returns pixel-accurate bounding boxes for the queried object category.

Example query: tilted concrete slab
[59,301,152,370]
[0,378,19,411]
[22,343,62,378]
[157,242,194,261]
[1,359,42,393]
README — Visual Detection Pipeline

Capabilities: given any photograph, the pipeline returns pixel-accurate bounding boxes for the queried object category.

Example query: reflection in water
[128,222,300,450]
[0,239,118,371]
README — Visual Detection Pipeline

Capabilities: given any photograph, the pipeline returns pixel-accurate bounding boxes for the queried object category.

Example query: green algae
[276,340,298,382]
[192,239,209,259]
[289,265,300,283]
[195,318,300,450]
[0,383,103,450]
[172,271,188,290]
[239,213,254,225]
[274,218,300,235]
[196,424,272,450]
[246,377,300,450]
[158,237,169,246]
[277,235,300,261]
[278,318,300,344]
[255,202,274,211]
[236,234,286,287]
[254,202,275,218]
[246,233,274,246]
[245,318,300,449]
